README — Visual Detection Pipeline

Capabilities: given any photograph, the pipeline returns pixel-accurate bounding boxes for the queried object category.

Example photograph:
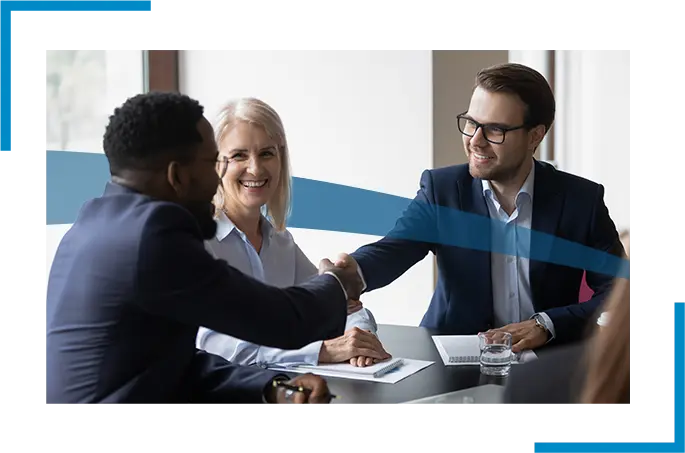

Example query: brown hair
[475,63,556,134]
[579,234,630,403]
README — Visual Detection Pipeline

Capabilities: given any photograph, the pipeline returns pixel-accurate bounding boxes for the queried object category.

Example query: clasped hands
[318,252,364,305]
[317,253,391,367]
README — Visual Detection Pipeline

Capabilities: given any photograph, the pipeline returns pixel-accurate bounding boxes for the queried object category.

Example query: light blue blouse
[196,211,377,368]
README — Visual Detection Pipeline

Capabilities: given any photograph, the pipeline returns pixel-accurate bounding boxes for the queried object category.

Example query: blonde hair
[580,232,630,403]
[212,98,292,231]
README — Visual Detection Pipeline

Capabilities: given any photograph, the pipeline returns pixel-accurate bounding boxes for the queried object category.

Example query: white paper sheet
[269,358,434,384]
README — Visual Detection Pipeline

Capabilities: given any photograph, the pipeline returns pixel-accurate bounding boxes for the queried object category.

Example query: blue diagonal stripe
[47,150,629,279]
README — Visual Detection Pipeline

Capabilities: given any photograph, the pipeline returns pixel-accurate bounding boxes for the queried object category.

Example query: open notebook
[432,335,537,366]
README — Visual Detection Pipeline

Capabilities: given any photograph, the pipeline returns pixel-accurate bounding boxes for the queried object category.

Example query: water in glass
[479,343,512,376]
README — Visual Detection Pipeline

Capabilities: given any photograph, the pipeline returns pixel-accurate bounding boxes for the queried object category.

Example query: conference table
[282,324,509,404]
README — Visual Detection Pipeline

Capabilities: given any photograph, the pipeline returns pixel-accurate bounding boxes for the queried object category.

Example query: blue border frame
[0,0,151,151]
[534,300,685,453]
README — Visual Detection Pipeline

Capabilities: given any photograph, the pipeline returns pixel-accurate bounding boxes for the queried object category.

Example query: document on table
[432,335,537,366]
[269,358,434,384]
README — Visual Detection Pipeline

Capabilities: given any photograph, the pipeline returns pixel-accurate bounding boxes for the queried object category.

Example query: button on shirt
[196,211,378,367]
[482,165,555,338]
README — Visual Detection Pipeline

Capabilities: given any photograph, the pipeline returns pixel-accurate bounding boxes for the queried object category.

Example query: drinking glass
[478,331,513,376]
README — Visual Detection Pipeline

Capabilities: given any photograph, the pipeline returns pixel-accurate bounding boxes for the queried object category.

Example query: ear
[528,125,546,152]
[166,161,188,198]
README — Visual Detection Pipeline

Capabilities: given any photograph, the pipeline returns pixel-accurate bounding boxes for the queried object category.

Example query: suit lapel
[456,177,494,325]
[530,160,565,309]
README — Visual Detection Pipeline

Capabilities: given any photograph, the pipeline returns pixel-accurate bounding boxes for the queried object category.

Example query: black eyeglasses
[456,112,527,145]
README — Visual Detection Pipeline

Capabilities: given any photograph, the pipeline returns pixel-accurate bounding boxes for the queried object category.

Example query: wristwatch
[533,314,551,340]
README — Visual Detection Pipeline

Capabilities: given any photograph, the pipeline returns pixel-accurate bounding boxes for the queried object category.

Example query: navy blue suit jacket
[352,160,623,344]
[47,182,347,403]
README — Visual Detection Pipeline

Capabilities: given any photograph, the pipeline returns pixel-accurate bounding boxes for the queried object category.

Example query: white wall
[180,50,434,326]
[554,50,630,231]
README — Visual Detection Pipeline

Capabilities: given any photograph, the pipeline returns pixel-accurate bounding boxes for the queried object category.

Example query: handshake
[318,253,365,315]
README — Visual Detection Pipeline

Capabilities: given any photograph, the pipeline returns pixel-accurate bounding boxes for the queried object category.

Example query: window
[46,50,145,152]
[40,48,145,286]
[552,50,629,230]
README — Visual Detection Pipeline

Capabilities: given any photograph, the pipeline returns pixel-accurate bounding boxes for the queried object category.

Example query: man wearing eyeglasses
[328,63,624,353]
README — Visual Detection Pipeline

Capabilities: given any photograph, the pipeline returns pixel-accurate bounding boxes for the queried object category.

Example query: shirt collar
[481,161,535,209]
[215,210,274,242]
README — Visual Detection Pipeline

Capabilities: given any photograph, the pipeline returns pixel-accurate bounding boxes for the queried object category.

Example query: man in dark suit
[334,63,624,353]
[46,92,363,403]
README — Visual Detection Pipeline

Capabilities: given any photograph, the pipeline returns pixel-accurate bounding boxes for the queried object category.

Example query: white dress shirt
[482,164,555,337]
[196,211,378,368]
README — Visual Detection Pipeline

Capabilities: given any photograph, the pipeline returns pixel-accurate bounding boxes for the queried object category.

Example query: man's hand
[266,374,332,404]
[318,253,364,300]
[332,253,359,273]
[319,327,391,366]
[487,320,547,353]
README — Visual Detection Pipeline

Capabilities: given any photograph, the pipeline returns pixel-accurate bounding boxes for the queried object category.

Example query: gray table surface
[282,324,508,403]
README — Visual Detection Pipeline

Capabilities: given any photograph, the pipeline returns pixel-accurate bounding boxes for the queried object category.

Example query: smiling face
[219,121,281,213]
[462,86,543,183]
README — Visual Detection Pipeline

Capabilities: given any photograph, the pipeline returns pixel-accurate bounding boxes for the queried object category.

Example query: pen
[271,380,341,401]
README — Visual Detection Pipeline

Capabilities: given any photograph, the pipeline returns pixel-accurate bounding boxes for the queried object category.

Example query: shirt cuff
[256,341,323,368]
[345,308,378,334]
[357,265,368,292]
[324,271,348,300]
[534,312,556,341]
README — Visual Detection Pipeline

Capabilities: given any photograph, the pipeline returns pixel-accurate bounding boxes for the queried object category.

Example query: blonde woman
[196,97,391,368]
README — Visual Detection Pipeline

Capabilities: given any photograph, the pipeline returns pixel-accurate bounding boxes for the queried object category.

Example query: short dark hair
[103,91,205,175]
[475,63,555,133]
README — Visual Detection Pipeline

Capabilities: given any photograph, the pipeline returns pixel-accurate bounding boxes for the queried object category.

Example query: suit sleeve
[351,169,438,292]
[135,204,347,350]
[543,184,625,343]
[290,239,378,333]
[187,350,287,403]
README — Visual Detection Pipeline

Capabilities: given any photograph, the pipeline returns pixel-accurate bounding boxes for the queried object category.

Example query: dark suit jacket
[504,343,587,404]
[47,182,347,403]
[352,160,624,344]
